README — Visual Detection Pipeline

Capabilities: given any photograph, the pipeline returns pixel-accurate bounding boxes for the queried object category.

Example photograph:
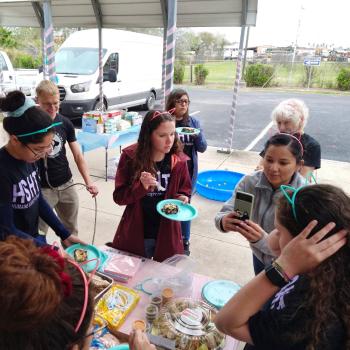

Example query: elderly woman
[257,99,321,177]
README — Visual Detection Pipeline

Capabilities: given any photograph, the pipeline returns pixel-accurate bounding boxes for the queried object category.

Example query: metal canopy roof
[0,0,258,28]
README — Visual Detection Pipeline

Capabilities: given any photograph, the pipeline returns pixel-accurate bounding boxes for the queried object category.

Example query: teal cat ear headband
[6,97,62,137]
[16,122,62,138]
[280,172,317,221]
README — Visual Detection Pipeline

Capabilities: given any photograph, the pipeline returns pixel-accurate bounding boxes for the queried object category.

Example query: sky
[194,0,350,48]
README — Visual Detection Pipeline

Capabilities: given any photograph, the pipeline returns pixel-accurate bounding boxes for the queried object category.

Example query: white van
[55,29,162,119]
[0,51,40,96]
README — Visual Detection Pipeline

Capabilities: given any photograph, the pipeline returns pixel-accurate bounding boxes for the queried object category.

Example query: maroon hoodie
[112,143,192,262]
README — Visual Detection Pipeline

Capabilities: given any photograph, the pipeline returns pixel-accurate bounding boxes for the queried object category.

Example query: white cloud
[192,0,350,48]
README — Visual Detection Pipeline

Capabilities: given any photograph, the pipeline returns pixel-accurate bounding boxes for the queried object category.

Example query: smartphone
[233,191,255,221]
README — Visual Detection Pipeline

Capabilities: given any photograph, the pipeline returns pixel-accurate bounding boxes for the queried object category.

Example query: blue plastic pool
[196,170,244,202]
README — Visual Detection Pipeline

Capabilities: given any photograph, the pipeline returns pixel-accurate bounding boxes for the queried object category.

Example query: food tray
[91,271,114,301]
[152,298,225,349]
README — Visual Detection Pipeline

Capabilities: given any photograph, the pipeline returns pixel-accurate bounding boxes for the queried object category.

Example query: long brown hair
[277,184,350,349]
[132,110,182,181]
[165,88,190,123]
[0,237,93,349]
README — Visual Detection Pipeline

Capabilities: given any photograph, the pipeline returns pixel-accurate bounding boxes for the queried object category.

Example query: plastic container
[196,170,244,202]
[152,298,225,349]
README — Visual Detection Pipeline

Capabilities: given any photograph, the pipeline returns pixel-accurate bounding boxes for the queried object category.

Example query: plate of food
[66,244,105,272]
[156,199,198,221]
[176,127,200,135]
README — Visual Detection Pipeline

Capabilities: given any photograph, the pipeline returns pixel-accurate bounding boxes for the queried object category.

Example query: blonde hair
[36,79,59,97]
[271,99,309,131]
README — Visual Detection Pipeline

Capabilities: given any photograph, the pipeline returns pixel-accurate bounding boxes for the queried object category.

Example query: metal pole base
[217,148,232,154]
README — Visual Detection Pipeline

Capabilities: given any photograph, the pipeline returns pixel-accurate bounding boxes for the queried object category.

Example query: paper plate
[201,280,241,309]
[156,199,198,221]
[176,127,200,136]
[66,244,103,272]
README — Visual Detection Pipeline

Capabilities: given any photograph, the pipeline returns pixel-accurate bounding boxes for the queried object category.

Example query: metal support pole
[218,25,246,154]
[164,0,177,99]
[160,28,167,108]
[242,26,250,80]
[43,0,57,82]
[41,29,46,79]
[160,0,168,109]
[91,0,104,111]
[307,66,312,89]
[97,27,104,110]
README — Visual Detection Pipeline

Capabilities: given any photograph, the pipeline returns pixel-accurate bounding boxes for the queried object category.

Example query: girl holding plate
[166,88,207,255]
[111,110,192,262]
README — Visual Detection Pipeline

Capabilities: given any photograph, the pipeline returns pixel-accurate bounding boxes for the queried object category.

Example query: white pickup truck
[0,50,40,96]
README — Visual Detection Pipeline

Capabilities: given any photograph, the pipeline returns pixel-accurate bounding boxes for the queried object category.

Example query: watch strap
[265,263,289,288]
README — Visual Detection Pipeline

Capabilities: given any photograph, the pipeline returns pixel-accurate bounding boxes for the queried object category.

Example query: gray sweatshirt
[215,171,305,265]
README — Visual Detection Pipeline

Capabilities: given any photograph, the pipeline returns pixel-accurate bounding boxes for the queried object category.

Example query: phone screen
[234,191,254,220]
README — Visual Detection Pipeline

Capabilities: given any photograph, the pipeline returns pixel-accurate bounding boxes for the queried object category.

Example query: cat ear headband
[280,172,317,221]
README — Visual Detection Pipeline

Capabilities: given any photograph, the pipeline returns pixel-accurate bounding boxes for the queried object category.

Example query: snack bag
[95,284,140,330]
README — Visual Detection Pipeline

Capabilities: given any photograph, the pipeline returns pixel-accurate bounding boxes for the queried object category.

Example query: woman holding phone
[215,133,305,274]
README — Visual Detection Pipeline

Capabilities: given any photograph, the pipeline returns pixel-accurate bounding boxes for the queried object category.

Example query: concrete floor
[2,121,350,349]
[49,144,350,288]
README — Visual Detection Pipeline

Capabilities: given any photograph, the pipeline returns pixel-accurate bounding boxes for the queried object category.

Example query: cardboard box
[82,117,97,133]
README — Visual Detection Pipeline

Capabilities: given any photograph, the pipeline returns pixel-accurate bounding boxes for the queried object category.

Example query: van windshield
[56,47,106,75]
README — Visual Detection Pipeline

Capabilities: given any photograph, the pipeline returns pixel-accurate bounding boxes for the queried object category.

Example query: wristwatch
[265,264,289,288]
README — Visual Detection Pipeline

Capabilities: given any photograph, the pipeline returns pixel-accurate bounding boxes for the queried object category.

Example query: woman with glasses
[111,110,191,261]
[215,184,349,350]
[0,90,84,247]
[166,88,207,255]
[0,236,156,349]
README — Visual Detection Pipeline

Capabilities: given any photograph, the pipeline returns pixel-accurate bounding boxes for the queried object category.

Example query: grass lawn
[180,60,350,90]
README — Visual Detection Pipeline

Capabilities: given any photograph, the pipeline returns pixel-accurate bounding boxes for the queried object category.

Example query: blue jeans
[181,220,191,241]
[144,239,156,259]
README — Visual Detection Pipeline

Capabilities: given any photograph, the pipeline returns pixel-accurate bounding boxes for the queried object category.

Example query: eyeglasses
[175,99,190,105]
[24,143,53,159]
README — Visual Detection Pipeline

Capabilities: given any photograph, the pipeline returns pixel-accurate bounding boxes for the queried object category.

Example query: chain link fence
[178,55,350,89]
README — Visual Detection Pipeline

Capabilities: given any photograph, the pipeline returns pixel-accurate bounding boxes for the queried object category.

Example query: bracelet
[273,261,292,283]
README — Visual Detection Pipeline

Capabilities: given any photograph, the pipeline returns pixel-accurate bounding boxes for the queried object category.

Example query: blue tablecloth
[77,125,141,153]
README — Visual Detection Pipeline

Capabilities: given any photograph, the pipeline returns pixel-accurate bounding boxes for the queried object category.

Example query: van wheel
[143,92,156,110]
[93,99,107,111]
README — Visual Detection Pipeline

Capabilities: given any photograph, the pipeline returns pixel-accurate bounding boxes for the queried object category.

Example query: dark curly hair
[132,110,182,181]
[277,184,350,349]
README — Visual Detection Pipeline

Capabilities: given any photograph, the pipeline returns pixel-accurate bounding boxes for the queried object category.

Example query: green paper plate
[156,199,198,221]
[66,244,103,272]
[176,127,200,135]
[201,280,241,309]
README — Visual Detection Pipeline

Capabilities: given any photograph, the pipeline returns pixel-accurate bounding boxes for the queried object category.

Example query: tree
[0,27,18,48]
[175,29,229,61]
